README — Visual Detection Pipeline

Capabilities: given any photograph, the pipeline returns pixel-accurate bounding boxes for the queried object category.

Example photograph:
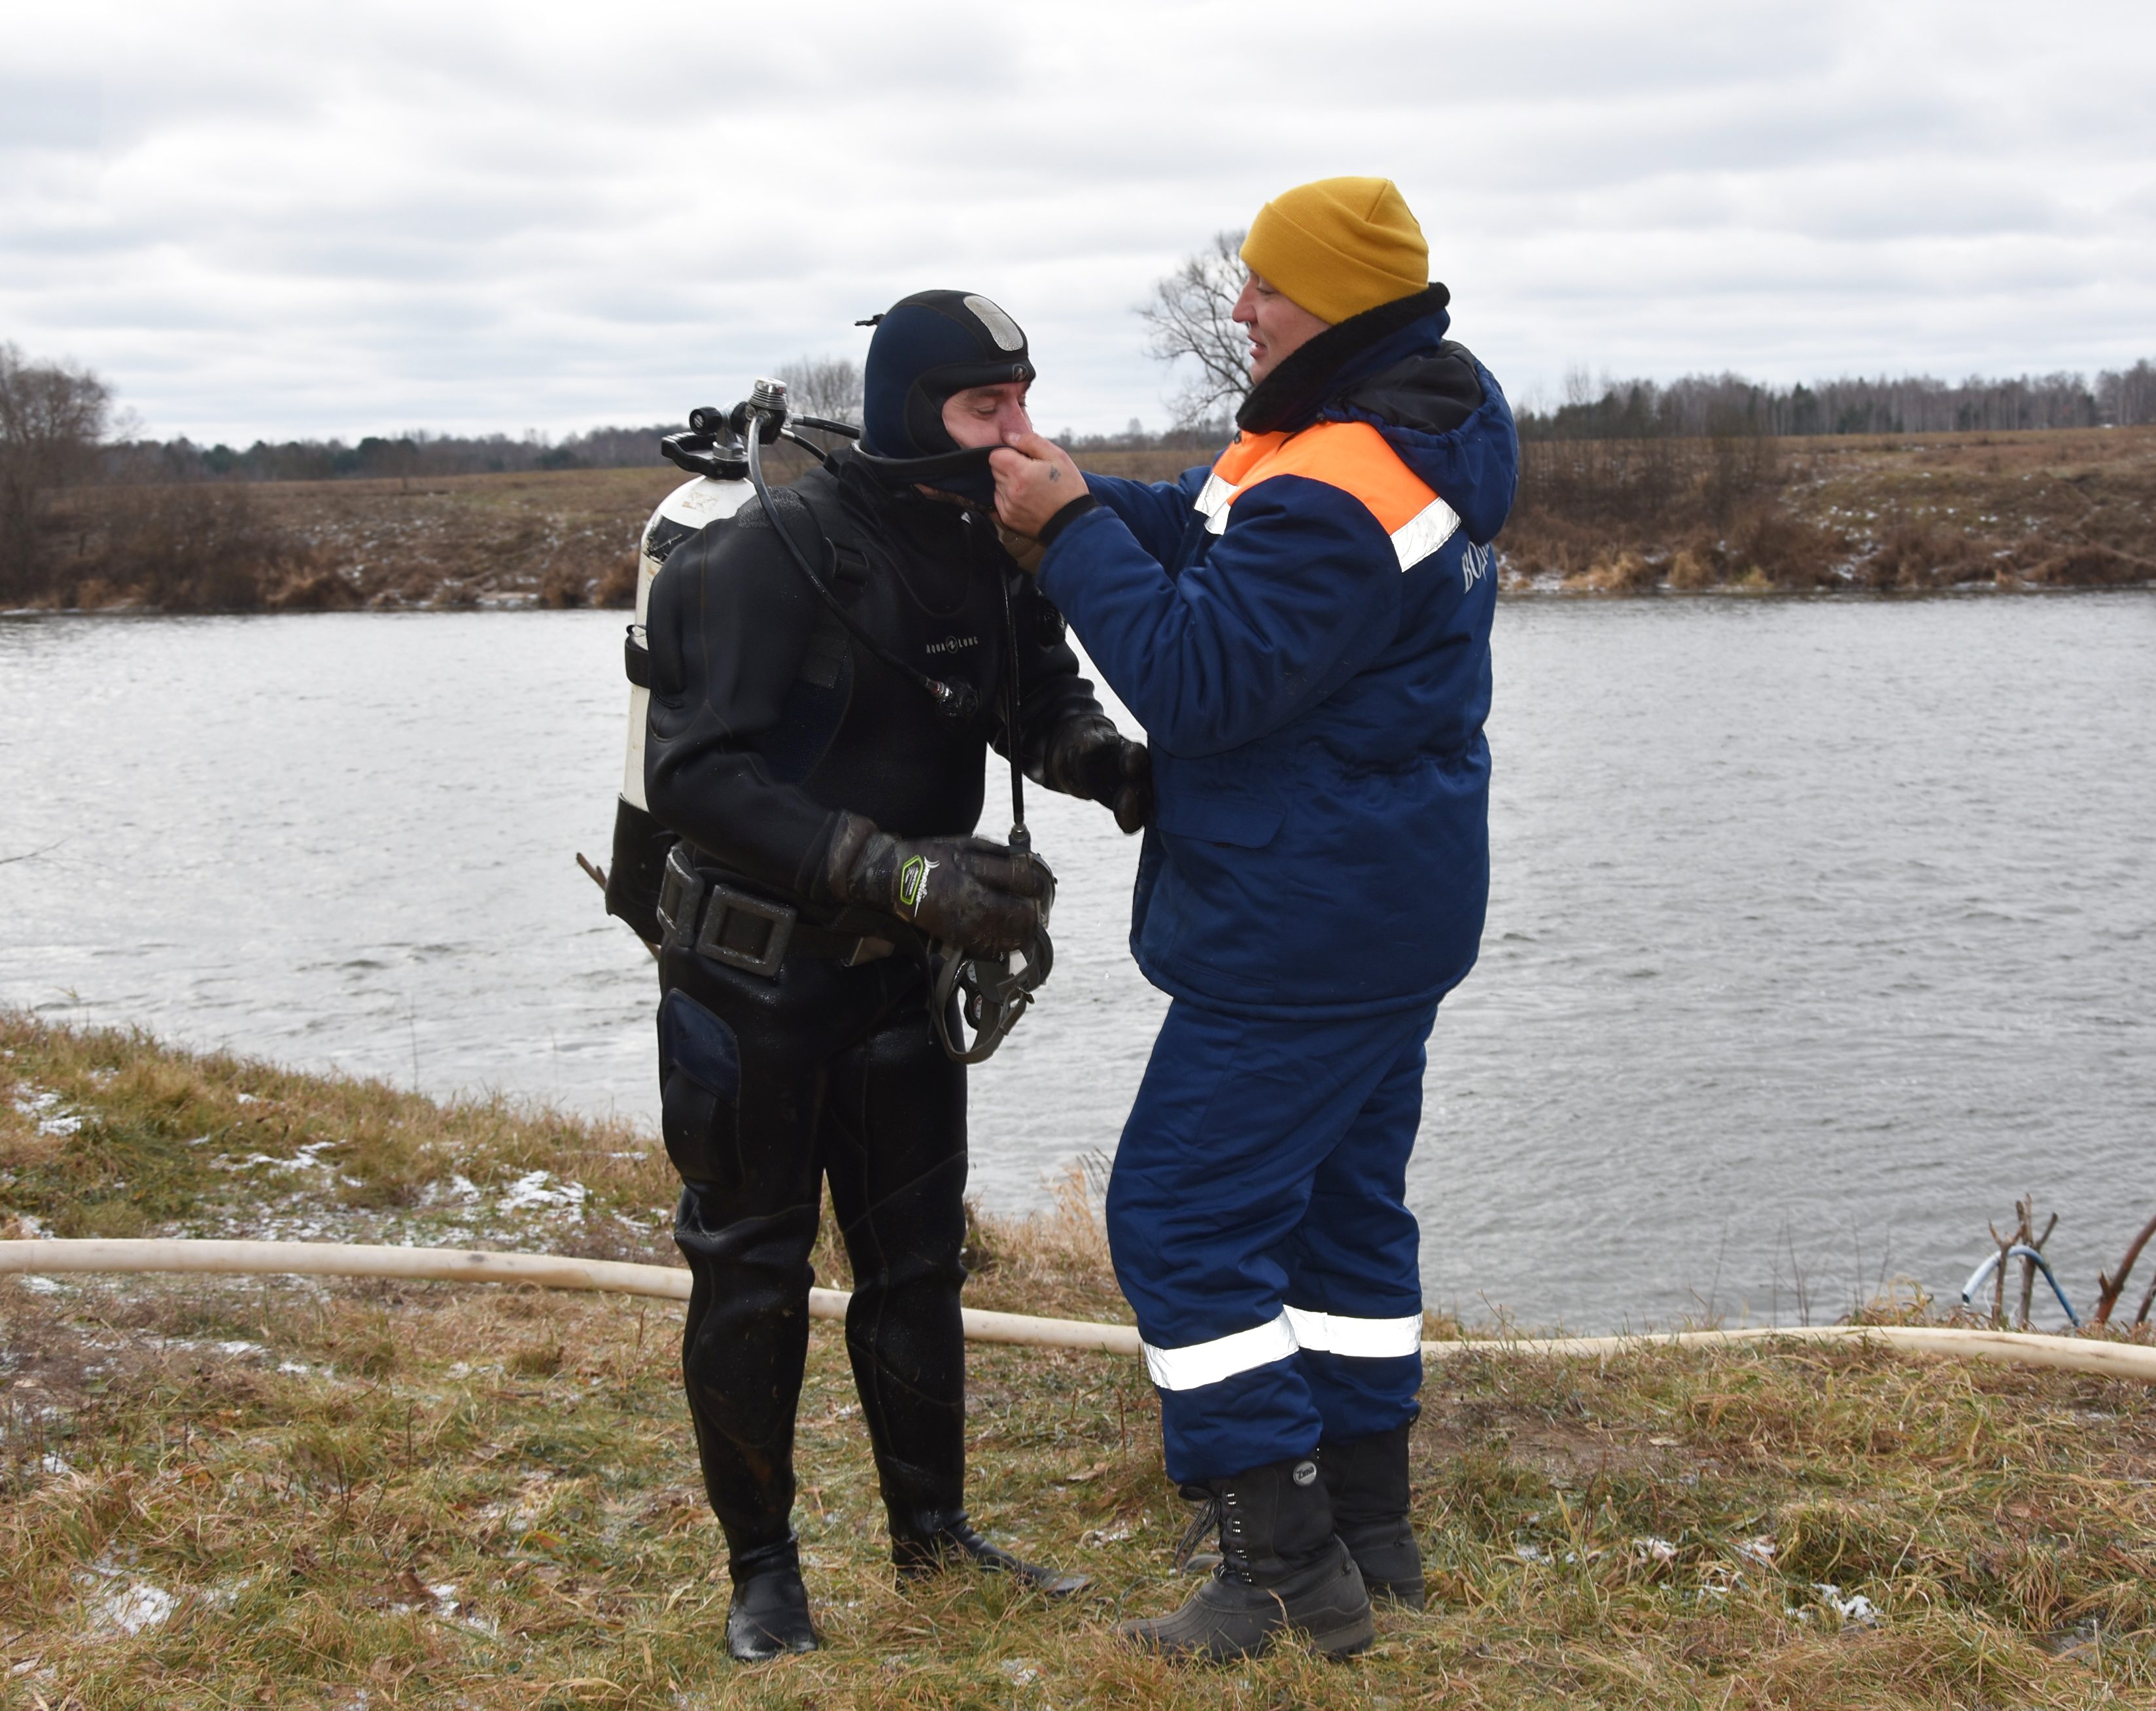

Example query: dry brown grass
[6,1014,2156,1706]
[1505,425,2156,595]
[21,441,847,615]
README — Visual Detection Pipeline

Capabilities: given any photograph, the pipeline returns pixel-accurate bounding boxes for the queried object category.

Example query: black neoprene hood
[861,290,1035,459]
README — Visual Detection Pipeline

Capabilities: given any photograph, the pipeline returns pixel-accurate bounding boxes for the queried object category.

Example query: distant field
[18,428,2156,612]
[1505,424,2156,594]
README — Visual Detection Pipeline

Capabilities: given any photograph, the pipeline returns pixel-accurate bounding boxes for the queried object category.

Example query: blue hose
[1958,1245,2080,1327]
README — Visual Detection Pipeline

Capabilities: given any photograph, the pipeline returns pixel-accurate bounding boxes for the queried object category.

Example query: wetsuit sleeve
[642,515,848,900]
[1036,474,1402,759]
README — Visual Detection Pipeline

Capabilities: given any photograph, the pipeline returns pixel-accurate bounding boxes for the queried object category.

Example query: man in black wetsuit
[640,291,1149,1663]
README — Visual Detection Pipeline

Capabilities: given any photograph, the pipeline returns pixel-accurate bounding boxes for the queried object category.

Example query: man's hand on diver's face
[990,432,1088,539]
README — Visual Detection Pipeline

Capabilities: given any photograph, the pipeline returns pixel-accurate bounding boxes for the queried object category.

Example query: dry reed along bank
[22,466,692,615]
[1503,424,2156,595]
[14,447,852,615]
[4,1012,2155,1707]
[14,426,2151,614]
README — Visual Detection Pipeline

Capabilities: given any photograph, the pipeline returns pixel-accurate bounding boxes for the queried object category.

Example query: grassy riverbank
[1501,424,2156,594]
[14,427,2154,613]
[5,1012,2155,1707]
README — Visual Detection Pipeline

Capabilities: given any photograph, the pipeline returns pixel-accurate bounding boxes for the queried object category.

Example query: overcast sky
[5,1,2154,443]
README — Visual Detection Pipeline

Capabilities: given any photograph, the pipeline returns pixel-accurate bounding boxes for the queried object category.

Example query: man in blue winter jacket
[991,176,1517,1660]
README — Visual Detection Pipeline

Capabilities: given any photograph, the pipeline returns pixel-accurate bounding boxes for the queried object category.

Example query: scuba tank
[602,430,755,946]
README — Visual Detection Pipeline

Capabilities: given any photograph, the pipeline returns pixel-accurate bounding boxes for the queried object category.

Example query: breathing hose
[737,380,977,726]
[922,520,1054,1063]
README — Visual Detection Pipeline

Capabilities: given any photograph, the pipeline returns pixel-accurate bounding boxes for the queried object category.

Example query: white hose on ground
[0,1238,1138,1355]
[5,1239,2154,1381]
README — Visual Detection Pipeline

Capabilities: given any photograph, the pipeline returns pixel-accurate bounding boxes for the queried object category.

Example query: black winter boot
[891,1508,1089,1595]
[725,1535,818,1663]
[1119,1456,1374,1661]
[1320,1421,1424,1609]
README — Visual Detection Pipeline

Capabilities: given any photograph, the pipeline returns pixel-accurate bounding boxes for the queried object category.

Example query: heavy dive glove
[824,812,1052,956]
[1045,716,1153,834]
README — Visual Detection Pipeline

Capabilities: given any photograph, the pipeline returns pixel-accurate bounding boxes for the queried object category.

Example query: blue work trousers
[1105,997,1436,1485]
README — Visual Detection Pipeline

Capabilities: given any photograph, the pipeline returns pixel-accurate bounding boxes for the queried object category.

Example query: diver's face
[943,381,1034,449]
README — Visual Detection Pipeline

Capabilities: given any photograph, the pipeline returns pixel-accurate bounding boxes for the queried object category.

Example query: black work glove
[824,813,1052,956]
[1045,716,1152,834]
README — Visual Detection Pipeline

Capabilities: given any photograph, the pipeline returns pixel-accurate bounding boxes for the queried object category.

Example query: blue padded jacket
[1037,302,1517,1017]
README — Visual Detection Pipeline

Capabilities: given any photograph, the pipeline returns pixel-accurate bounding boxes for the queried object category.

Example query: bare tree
[774,354,864,425]
[2099,359,2156,428]
[0,343,112,598]
[1138,230,1250,430]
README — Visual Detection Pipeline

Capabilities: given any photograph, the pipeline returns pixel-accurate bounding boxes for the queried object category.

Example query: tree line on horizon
[83,354,2156,489]
[1521,362,2156,441]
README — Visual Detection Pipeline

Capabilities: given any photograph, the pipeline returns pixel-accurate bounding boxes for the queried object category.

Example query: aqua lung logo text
[924,635,979,656]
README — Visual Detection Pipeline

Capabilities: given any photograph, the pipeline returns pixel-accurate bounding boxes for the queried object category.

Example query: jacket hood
[1326,333,1519,549]
[1238,286,1519,549]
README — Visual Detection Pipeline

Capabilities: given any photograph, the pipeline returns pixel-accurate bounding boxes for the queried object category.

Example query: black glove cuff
[1036,492,1100,547]
[824,812,887,904]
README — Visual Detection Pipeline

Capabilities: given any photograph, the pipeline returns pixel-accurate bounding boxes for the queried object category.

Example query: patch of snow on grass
[13,1088,81,1135]
[84,1578,177,1638]
[498,1171,586,1216]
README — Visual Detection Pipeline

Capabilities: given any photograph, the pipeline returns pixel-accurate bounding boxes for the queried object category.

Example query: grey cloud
[0,77,102,150]
[6,0,2155,441]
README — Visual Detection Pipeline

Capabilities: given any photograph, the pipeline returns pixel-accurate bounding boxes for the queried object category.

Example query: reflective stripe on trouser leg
[1144,1307,1421,1387]
[1281,1306,1425,1358]
[1141,1311,1300,1391]
[1281,1012,1433,1443]
[1107,997,1441,1485]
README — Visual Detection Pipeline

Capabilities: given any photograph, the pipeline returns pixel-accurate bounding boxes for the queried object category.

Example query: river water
[3,597,2151,1333]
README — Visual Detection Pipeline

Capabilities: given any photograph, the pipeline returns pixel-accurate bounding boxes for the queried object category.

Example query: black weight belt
[656,844,892,978]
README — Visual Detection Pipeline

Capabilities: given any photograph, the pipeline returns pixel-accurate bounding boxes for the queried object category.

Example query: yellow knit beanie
[1240,177,1429,326]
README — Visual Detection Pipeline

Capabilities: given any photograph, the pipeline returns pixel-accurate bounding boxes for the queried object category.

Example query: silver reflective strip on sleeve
[1194,469,1237,536]
[1141,1311,1299,1391]
[1282,1304,1425,1359]
[1389,495,1461,570]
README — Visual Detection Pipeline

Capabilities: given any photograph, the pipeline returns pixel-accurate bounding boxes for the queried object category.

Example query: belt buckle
[695,883,795,978]
[655,844,703,948]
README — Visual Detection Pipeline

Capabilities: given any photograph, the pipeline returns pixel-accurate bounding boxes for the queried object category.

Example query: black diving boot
[1320,1421,1424,1609]
[891,1507,1090,1595]
[724,1535,819,1663]
[1119,1455,1374,1661]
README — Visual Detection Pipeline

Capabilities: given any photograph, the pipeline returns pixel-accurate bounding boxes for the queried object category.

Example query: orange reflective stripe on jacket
[1192,420,1461,571]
